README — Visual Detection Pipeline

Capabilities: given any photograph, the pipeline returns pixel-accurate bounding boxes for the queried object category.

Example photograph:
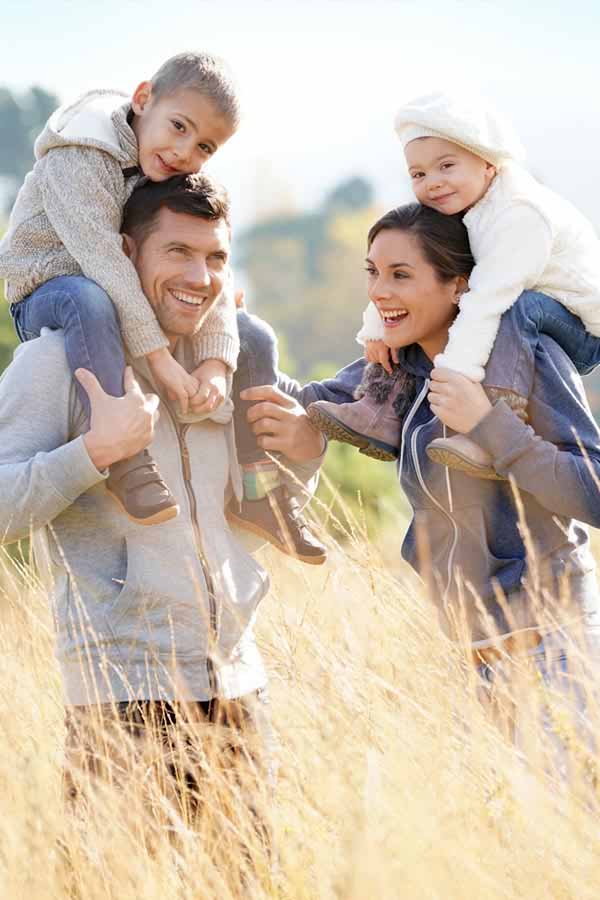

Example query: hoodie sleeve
[191,279,240,371]
[468,336,600,526]
[0,336,107,544]
[39,145,169,358]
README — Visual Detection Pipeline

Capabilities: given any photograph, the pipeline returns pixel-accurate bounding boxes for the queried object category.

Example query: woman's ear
[453,275,469,304]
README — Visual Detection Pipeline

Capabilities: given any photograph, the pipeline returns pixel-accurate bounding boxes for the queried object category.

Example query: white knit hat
[394,91,526,167]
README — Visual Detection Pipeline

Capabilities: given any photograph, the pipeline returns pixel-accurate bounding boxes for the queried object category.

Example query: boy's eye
[411,172,424,180]
[199,143,213,156]
[440,162,454,171]
[172,120,185,133]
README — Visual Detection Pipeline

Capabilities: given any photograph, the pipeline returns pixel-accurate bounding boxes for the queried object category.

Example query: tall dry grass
[1,503,600,899]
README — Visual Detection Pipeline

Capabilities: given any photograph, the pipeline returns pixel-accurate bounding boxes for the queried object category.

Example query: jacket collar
[396,343,434,379]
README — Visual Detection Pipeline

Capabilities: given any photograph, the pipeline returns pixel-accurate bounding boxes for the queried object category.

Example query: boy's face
[405,137,496,215]
[131,83,236,182]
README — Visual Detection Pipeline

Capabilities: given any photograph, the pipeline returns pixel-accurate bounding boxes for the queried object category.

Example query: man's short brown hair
[121,173,231,245]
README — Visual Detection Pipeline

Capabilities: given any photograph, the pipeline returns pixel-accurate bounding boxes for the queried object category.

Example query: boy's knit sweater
[0,90,239,367]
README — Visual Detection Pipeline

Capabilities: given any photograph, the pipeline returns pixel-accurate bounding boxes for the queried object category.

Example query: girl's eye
[172,120,185,133]
[411,172,424,180]
[441,162,454,171]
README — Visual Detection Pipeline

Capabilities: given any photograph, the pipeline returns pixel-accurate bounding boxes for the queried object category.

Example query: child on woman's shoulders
[308,90,600,479]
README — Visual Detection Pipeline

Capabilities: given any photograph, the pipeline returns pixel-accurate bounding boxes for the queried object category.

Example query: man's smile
[169,288,209,309]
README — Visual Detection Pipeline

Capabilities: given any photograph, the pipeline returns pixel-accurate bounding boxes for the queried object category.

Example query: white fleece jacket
[357,164,600,381]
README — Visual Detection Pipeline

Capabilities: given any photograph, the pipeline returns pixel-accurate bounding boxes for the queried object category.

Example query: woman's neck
[418,329,451,363]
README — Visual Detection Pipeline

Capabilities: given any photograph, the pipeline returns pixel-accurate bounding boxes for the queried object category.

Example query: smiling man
[0,173,323,853]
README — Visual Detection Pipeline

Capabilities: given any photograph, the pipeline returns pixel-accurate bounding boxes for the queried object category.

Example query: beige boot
[427,389,527,480]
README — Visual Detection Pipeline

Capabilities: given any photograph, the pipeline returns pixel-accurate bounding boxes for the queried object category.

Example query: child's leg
[13,275,178,526]
[305,363,409,461]
[427,290,600,480]
[230,310,326,565]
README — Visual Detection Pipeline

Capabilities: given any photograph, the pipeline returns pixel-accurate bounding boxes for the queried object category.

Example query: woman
[241,203,600,738]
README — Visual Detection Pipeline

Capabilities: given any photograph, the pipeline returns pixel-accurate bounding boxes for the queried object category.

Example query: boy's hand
[189,359,228,415]
[365,339,399,375]
[428,368,492,433]
[146,347,199,415]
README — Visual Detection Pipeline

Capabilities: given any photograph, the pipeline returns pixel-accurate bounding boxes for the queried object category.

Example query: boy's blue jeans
[11,276,280,467]
[11,275,125,422]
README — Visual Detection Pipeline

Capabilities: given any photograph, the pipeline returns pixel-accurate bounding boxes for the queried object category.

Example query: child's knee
[65,277,117,320]
[237,311,277,358]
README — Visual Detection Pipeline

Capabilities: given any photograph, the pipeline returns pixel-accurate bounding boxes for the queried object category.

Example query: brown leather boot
[106,450,179,526]
[227,486,327,565]
[427,389,527,480]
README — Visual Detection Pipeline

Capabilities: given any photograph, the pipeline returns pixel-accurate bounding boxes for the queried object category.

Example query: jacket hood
[34,89,138,168]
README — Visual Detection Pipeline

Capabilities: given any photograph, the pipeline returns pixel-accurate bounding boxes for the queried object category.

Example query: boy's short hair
[122,173,231,245]
[150,51,240,126]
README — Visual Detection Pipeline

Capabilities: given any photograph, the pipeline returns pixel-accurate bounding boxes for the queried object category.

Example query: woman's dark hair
[367,203,475,282]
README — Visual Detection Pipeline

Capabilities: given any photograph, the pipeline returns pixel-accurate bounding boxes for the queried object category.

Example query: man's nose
[185,259,211,287]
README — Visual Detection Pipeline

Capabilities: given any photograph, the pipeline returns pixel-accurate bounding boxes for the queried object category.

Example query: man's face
[125,207,230,345]
[131,84,236,181]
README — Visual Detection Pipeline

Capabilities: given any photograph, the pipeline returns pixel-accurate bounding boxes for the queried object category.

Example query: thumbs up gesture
[77,366,159,470]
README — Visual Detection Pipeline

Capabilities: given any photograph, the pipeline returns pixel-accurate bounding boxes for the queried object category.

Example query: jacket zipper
[401,379,459,606]
[165,410,219,695]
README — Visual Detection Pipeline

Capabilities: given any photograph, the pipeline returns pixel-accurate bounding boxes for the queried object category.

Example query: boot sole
[107,490,181,526]
[426,445,505,481]
[307,406,397,462]
[226,510,327,566]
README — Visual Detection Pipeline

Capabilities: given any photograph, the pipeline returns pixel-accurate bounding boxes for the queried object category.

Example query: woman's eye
[394,271,408,279]
[172,120,185,133]
[364,267,376,276]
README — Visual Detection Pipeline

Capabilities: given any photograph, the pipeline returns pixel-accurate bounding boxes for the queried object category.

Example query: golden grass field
[1,490,600,900]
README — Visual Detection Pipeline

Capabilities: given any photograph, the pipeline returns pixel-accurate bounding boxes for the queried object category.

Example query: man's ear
[131,81,152,116]
[122,233,136,259]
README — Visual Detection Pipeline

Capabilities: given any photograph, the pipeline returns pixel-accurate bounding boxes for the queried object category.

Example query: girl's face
[365,228,464,361]
[405,137,496,215]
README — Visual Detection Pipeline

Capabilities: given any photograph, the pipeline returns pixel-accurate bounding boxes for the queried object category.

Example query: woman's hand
[240,385,326,462]
[428,367,492,433]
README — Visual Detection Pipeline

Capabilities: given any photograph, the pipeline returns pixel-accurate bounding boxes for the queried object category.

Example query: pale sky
[3,0,600,229]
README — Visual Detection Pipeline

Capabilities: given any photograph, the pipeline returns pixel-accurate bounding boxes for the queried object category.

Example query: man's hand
[240,385,326,463]
[146,346,199,415]
[77,367,159,470]
[428,367,492,433]
[365,339,399,375]
[189,359,228,416]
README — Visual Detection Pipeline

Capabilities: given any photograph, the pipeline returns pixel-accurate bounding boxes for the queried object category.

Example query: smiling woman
[243,201,600,765]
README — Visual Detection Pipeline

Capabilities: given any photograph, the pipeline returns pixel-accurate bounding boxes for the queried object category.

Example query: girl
[308,92,600,479]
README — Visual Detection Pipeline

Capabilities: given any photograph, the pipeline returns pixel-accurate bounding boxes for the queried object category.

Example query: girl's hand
[428,367,492,433]
[365,340,399,375]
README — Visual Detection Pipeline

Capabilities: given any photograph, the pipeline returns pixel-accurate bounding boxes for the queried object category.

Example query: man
[0,173,324,860]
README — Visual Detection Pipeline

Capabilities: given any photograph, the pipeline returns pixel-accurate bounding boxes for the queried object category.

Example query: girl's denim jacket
[281,292,600,643]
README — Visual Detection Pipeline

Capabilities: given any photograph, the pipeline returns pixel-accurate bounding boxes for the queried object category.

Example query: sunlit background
[2,0,600,532]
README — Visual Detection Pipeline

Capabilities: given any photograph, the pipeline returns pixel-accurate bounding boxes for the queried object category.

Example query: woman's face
[365,229,463,361]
